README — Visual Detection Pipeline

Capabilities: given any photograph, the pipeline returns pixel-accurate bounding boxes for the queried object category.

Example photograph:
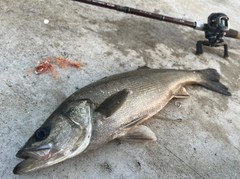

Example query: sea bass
[13,68,231,174]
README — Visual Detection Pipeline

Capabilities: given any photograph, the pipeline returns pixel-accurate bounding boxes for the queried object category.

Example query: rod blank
[73,0,196,28]
[73,0,240,40]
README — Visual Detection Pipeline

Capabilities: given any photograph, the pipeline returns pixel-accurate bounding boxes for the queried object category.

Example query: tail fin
[196,69,231,96]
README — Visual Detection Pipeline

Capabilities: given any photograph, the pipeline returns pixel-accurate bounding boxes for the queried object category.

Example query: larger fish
[13,68,231,174]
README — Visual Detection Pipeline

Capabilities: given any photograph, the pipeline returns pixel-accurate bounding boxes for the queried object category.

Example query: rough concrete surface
[1,0,240,178]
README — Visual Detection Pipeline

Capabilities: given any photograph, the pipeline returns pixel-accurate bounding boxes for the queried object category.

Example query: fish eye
[35,127,50,140]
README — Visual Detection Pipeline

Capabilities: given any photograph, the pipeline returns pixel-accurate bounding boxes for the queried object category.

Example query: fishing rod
[73,0,240,58]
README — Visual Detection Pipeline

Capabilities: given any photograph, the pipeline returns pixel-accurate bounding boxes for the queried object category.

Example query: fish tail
[195,69,231,96]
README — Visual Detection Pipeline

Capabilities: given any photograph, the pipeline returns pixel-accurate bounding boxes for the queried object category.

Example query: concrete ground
[1,0,240,178]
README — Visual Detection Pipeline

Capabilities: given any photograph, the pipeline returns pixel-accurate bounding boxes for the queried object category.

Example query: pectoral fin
[95,89,130,118]
[174,87,190,99]
[119,125,157,142]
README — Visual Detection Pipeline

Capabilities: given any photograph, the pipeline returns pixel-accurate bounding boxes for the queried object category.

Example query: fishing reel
[196,13,230,58]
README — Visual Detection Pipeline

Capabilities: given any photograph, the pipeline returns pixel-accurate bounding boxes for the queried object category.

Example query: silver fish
[13,68,231,174]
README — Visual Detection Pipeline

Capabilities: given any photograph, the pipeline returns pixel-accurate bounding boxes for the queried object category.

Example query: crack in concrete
[165,147,206,179]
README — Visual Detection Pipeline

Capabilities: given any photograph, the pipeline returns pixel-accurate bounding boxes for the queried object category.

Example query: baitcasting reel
[196,13,230,58]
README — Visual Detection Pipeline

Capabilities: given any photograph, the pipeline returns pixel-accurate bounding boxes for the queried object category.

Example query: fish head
[13,100,92,174]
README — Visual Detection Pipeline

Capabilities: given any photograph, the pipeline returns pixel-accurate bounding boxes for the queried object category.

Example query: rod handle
[225,29,240,39]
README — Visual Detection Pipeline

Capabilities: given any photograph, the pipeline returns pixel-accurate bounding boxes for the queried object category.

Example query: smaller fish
[13,68,231,174]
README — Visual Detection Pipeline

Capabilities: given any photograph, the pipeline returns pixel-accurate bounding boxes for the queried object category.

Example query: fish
[13,67,231,174]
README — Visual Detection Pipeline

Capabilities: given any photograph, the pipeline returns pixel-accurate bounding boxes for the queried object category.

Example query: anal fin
[174,87,190,99]
[119,125,157,142]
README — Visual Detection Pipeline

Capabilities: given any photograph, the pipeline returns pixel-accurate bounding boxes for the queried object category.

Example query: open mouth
[16,143,52,158]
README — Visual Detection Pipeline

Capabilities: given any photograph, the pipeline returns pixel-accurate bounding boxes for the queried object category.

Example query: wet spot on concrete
[198,119,231,144]
[98,17,201,60]
[219,53,240,90]
[198,95,230,113]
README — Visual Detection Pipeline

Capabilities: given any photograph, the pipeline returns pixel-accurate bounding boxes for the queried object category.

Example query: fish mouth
[13,145,52,174]
[16,143,52,159]
[13,157,39,174]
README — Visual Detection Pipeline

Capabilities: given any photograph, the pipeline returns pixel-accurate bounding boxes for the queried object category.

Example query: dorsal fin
[137,66,151,70]
[95,89,130,118]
